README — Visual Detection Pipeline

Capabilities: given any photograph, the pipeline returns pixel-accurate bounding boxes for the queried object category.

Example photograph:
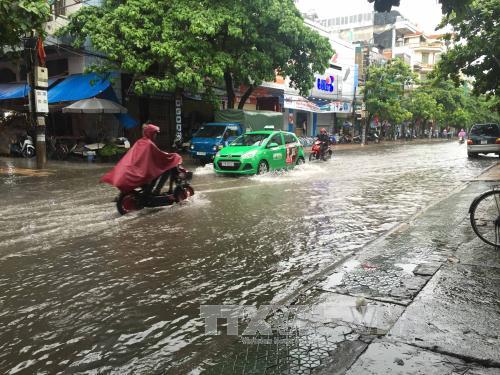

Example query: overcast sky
[296,0,445,33]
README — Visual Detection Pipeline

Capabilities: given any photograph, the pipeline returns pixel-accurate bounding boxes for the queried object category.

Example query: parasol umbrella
[62,98,128,151]
[62,97,127,114]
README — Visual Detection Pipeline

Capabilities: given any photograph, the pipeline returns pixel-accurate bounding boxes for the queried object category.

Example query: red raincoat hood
[100,124,182,192]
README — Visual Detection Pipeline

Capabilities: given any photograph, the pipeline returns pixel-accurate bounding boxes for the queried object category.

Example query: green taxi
[213,130,305,175]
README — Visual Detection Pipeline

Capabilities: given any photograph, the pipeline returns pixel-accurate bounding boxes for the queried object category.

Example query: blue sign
[317,75,335,92]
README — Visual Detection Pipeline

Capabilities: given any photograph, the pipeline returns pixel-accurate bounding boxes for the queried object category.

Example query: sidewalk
[305,162,500,374]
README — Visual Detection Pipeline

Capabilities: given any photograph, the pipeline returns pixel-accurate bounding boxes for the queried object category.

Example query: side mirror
[268,142,279,148]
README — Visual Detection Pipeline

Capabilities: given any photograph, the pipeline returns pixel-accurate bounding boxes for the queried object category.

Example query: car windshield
[231,133,269,146]
[194,125,226,138]
[471,124,500,137]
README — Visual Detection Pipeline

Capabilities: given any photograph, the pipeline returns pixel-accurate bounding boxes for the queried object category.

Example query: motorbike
[309,140,333,161]
[458,137,465,144]
[10,135,35,158]
[367,132,380,144]
[115,166,194,215]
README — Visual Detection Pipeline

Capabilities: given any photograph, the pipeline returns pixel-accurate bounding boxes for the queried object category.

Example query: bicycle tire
[469,189,500,248]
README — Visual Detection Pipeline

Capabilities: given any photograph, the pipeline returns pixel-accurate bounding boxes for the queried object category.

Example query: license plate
[196,151,206,156]
[221,161,235,167]
[481,140,487,145]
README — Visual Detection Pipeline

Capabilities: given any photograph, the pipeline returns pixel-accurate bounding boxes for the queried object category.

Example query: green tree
[0,0,50,55]
[403,89,441,133]
[364,59,415,126]
[60,0,332,108]
[437,0,500,97]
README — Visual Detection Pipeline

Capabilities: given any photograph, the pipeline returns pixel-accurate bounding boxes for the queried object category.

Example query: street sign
[35,90,49,113]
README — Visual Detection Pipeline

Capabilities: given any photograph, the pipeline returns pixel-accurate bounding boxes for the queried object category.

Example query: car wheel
[257,160,269,175]
[296,157,305,166]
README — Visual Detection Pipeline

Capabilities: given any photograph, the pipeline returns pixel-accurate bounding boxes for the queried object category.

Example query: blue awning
[0,78,58,100]
[48,73,113,103]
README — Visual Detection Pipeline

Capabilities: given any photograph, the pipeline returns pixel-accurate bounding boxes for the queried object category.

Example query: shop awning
[0,78,58,100]
[48,73,113,103]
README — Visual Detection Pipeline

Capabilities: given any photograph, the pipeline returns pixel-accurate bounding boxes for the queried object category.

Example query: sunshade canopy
[62,97,127,114]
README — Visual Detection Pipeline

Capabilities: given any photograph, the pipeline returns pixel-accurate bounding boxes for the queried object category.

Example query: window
[358,14,363,22]
[350,15,355,23]
[54,0,66,17]
[269,133,284,146]
[421,53,429,64]
[471,124,500,137]
[336,17,340,25]
[224,126,240,139]
[284,133,297,144]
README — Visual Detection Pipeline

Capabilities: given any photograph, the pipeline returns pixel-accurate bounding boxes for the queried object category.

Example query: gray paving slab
[345,340,500,375]
[389,263,500,366]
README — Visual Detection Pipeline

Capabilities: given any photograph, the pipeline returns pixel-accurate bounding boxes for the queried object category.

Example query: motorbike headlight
[212,145,218,151]
[190,144,194,150]
[242,150,258,159]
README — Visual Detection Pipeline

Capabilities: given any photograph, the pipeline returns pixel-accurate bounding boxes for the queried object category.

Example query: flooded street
[0,142,496,374]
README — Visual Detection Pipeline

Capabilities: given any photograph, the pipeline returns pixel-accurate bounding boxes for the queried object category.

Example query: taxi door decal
[286,144,298,164]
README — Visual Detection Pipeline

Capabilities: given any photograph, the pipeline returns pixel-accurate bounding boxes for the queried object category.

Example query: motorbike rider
[317,128,330,160]
[101,124,182,196]
[458,128,466,140]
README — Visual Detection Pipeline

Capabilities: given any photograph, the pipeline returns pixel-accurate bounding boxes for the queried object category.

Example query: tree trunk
[224,71,236,109]
[238,85,254,110]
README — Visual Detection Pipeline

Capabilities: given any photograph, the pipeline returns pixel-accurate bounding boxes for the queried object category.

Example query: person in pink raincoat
[101,124,182,194]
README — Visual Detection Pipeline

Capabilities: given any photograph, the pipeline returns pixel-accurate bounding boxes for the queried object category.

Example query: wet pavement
[0,141,499,374]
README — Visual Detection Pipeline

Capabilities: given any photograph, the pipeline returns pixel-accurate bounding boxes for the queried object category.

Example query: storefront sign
[319,101,351,113]
[316,75,335,93]
[284,94,351,114]
[311,69,342,100]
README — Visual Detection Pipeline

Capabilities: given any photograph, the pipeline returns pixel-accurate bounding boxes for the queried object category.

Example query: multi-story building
[319,10,447,80]
[393,33,447,81]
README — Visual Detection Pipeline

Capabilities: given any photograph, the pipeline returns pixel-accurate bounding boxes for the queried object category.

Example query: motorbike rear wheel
[116,190,143,215]
[22,147,35,158]
[174,185,194,203]
[309,153,316,162]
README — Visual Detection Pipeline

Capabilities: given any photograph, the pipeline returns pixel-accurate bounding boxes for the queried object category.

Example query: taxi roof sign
[263,125,275,130]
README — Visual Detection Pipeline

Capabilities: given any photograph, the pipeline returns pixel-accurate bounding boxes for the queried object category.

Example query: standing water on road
[0,142,495,373]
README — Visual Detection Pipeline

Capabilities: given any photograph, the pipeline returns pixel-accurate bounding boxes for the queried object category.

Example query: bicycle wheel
[469,189,500,248]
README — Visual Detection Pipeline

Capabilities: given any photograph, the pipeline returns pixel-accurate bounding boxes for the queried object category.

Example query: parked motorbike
[367,132,380,143]
[309,140,332,161]
[10,135,35,158]
[338,135,352,144]
[115,166,194,215]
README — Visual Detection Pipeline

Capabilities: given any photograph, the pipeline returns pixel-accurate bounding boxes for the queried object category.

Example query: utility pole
[23,32,48,169]
[361,48,370,146]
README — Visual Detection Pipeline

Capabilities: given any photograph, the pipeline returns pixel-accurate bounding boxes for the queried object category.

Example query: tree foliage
[365,59,415,124]
[0,0,50,55]
[403,90,441,125]
[437,0,499,97]
[60,0,333,108]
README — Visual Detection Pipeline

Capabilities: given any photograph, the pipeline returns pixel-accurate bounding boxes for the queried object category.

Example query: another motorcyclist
[317,128,330,160]
[101,124,182,196]
[458,128,466,141]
